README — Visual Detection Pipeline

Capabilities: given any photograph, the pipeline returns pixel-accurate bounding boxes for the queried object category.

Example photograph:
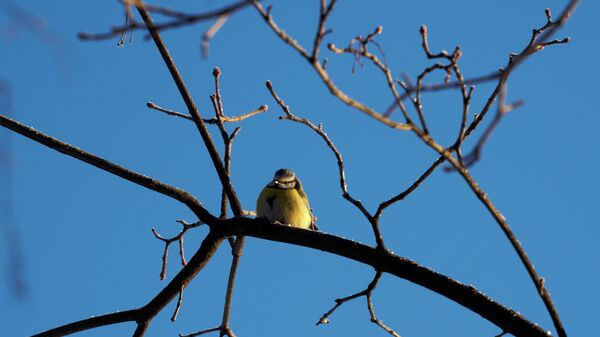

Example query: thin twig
[317,271,401,336]
[446,85,522,170]
[171,286,184,322]
[317,271,379,324]
[219,241,243,337]
[211,68,245,336]
[366,276,401,337]
[180,326,221,337]
[374,156,446,221]
[311,0,338,60]
[384,70,501,117]
[146,102,268,124]
[252,1,412,131]
[404,7,576,336]
[462,5,575,143]
[151,220,202,280]
[327,26,412,124]
[180,68,247,337]
[265,80,386,249]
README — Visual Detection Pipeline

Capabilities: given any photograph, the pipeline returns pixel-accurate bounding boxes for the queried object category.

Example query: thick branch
[31,310,141,337]
[216,218,549,337]
[0,114,215,224]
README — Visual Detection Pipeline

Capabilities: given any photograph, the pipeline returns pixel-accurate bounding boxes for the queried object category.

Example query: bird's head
[269,168,297,189]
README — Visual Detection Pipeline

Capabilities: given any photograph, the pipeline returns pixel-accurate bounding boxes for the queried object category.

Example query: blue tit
[256,168,317,230]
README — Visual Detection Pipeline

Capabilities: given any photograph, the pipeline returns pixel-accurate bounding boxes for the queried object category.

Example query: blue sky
[1,1,598,336]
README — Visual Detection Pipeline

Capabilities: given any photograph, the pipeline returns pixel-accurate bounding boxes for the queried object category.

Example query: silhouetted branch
[374,155,446,221]
[254,3,576,337]
[311,0,338,60]
[29,216,553,337]
[451,6,576,334]
[216,218,552,337]
[463,4,575,143]
[210,67,245,337]
[33,231,225,337]
[3,105,552,337]
[317,271,379,323]
[0,114,214,223]
[31,309,143,337]
[5,2,579,337]
[317,271,401,336]
[78,0,251,43]
[151,220,202,280]
[180,326,221,337]
[446,85,523,171]
[384,70,501,118]
[327,25,412,124]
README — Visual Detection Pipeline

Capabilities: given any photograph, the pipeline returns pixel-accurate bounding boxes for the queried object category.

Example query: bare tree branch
[446,85,523,170]
[327,25,413,125]
[27,215,556,337]
[366,275,401,337]
[3,2,578,337]
[374,155,446,221]
[210,67,244,337]
[135,4,244,217]
[30,309,142,337]
[78,0,252,42]
[0,114,214,224]
[180,326,221,337]
[217,218,552,337]
[1,110,551,337]
[33,231,224,337]
[147,102,268,124]
[452,6,577,336]
[384,70,501,118]
[317,271,401,337]
[151,220,202,280]
[253,3,578,336]
[311,0,338,60]
[252,1,412,131]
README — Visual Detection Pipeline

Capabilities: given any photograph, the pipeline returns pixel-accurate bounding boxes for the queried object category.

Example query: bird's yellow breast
[256,187,312,229]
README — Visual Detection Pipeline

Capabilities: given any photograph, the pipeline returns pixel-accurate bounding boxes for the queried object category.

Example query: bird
[256,168,317,230]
